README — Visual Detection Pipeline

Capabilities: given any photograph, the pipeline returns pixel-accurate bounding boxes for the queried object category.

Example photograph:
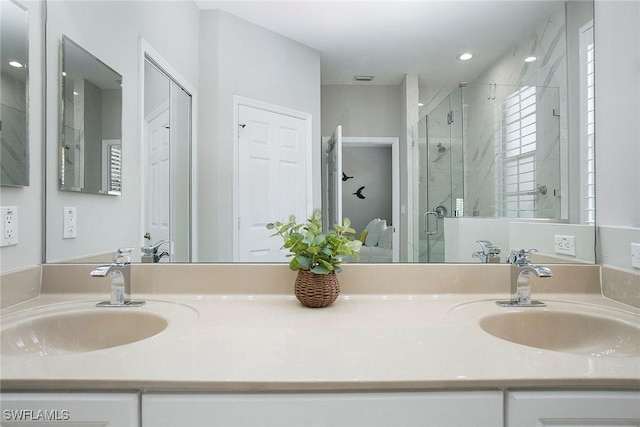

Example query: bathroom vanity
[1,264,639,425]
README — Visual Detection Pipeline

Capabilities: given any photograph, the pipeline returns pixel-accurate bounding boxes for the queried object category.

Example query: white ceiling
[194,0,563,92]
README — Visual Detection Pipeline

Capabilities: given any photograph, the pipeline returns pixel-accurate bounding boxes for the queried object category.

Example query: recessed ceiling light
[73,91,79,96]
[458,53,473,61]
[524,56,537,63]
[9,61,24,68]
[418,102,425,107]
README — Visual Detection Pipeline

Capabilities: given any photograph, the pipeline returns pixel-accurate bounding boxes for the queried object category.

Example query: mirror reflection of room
[43,1,595,265]
[60,36,122,195]
[0,0,29,187]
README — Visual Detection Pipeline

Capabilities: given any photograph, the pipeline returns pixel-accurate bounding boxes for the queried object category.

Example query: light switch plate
[1,206,18,247]
[554,234,576,256]
[631,243,640,269]
[63,207,77,239]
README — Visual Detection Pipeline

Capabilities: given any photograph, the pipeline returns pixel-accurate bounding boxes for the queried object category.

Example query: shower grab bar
[423,211,438,236]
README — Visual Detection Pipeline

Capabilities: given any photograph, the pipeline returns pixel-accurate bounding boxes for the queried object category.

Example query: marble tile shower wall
[0,73,28,184]
[464,4,566,218]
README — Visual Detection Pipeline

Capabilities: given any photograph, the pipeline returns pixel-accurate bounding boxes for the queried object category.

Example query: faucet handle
[113,247,134,264]
[142,240,171,255]
[477,240,500,255]
[508,249,538,265]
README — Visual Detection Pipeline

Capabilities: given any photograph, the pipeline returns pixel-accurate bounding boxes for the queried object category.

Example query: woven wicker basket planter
[294,270,340,308]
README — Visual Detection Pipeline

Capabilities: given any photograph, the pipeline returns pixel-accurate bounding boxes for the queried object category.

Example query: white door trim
[342,136,400,263]
[139,38,198,261]
[232,95,313,262]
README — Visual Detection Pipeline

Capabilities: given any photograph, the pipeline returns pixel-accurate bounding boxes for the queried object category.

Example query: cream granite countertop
[2,284,639,392]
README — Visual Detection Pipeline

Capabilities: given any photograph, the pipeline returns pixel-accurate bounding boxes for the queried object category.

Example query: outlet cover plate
[554,234,576,256]
[63,206,77,239]
[1,206,18,247]
[631,243,640,269]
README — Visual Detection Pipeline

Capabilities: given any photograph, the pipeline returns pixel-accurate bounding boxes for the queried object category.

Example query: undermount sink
[480,309,640,358]
[1,301,197,356]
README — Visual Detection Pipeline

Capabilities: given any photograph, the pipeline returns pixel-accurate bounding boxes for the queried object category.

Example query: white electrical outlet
[631,243,640,269]
[63,207,77,239]
[1,206,18,247]
[554,234,576,256]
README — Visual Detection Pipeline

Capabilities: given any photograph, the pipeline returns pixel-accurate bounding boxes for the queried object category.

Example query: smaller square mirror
[60,35,122,195]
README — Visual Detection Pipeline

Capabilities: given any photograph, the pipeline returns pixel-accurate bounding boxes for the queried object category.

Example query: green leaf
[311,264,330,275]
[318,259,333,270]
[296,254,312,270]
[313,234,326,245]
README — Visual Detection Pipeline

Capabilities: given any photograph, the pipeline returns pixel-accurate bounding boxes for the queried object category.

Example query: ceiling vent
[354,75,375,82]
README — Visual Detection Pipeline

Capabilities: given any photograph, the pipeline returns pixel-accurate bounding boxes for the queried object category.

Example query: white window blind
[108,144,122,193]
[101,139,122,194]
[496,86,537,218]
[580,22,595,225]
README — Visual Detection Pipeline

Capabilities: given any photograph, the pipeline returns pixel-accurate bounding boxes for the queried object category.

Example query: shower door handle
[423,212,438,235]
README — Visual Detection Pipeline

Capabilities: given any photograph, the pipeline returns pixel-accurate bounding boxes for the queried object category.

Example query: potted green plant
[267,209,362,308]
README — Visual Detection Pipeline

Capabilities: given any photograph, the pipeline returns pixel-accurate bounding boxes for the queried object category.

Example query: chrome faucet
[141,240,172,263]
[497,249,552,307]
[90,248,145,307]
[472,240,501,263]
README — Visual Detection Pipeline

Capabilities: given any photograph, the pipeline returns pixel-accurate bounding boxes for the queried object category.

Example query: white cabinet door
[507,391,640,426]
[1,393,139,426]
[143,391,502,427]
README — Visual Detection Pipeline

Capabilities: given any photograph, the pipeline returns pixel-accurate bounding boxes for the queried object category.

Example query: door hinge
[447,111,454,125]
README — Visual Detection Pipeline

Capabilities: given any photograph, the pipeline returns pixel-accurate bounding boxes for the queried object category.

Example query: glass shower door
[414,88,463,263]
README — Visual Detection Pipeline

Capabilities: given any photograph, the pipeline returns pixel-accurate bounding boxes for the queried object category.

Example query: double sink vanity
[1,263,639,425]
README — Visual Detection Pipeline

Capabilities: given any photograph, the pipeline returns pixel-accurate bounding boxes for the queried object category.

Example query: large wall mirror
[60,36,123,195]
[44,0,595,265]
[1,0,29,186]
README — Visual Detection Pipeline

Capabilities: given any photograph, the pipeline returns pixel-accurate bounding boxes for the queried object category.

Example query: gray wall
[595,0,640,272]
[342,146,392,234]
[321,85,401,138]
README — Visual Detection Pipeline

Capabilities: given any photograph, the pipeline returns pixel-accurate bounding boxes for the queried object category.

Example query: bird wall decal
[353,186,366,199]
[342,172,354,182]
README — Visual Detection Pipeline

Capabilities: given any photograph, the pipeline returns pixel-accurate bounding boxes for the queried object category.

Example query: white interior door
[145,106,171,245]
[326,125,343,229]
[238,104,309,262]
